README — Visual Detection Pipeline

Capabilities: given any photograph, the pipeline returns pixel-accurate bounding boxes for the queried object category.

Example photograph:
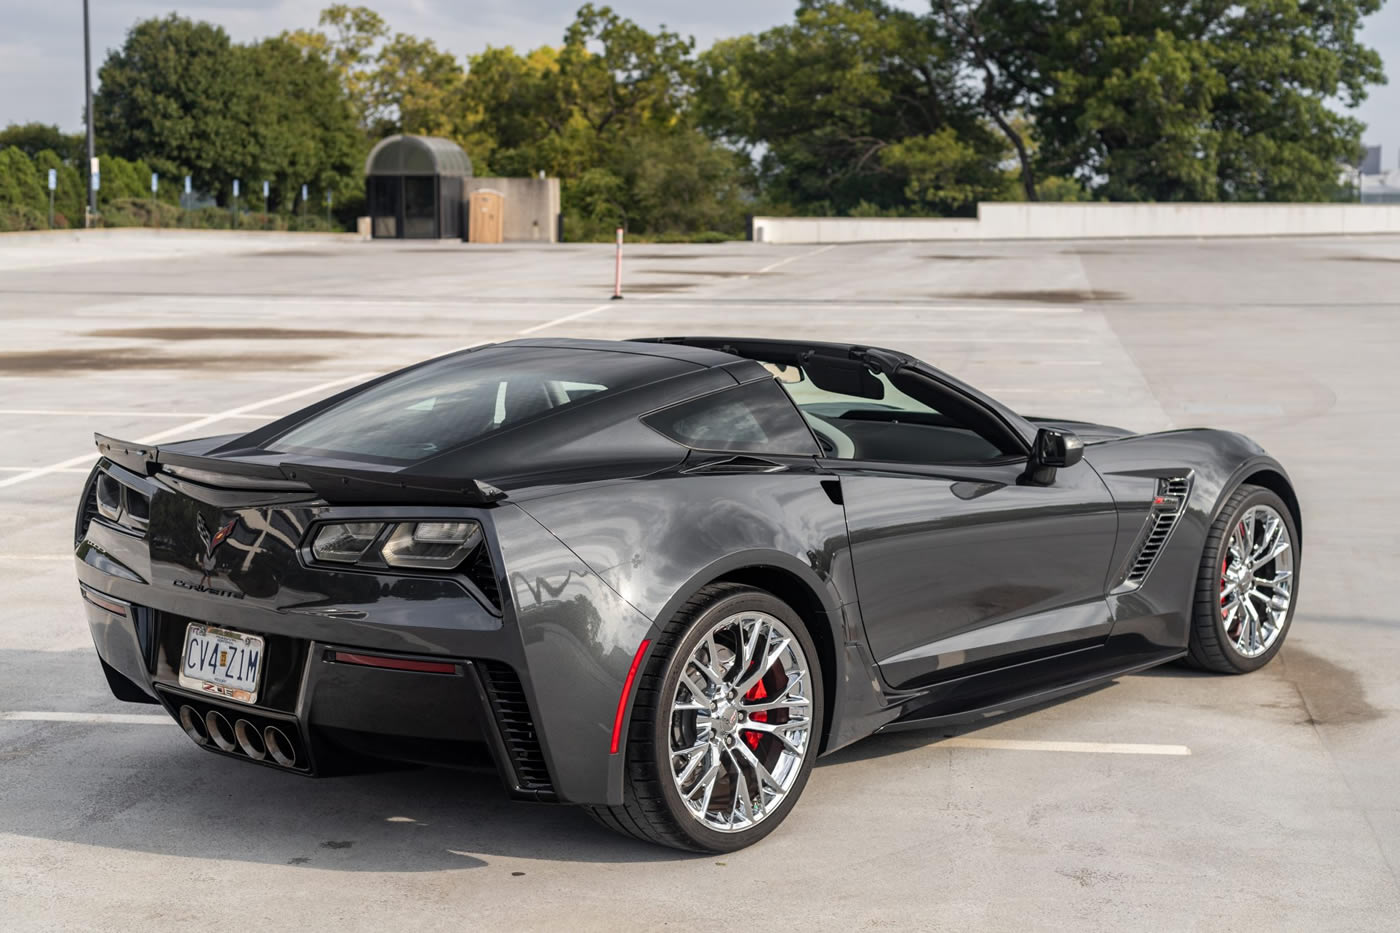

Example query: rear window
[643,380,820,455]
[269,346,693,463]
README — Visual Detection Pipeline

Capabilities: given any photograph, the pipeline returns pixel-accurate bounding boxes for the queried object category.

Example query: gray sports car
[76,336,1300,851]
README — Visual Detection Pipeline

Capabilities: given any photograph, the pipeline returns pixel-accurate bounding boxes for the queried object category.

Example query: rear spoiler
[94,434,507,506]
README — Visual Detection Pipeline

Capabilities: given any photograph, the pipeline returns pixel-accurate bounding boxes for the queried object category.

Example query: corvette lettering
[172,578,245,600]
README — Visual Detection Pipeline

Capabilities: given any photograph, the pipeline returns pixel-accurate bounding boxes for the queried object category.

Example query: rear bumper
[80,584,558,800]
[76,479,660,808]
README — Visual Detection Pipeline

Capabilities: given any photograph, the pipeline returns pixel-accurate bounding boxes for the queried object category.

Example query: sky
[2,1,1398,166]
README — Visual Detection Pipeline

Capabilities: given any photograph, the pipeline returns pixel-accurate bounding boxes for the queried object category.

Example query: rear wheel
[1186,485,1299,673]
[586,583,823,852]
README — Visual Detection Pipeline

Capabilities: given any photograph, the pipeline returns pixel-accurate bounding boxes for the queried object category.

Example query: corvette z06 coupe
[76,337,1301,851]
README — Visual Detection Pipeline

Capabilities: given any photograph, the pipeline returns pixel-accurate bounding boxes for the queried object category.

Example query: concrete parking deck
[1,232,1397,930]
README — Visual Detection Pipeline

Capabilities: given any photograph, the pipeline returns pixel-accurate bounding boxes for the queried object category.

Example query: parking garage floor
[1,230,1397,930]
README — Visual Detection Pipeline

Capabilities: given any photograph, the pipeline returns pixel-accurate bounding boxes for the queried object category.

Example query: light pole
[83,0,96,226]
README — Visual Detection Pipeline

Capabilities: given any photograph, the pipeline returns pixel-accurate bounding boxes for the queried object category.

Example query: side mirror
[1034,427,1084,468]
[1024,427,1084,485]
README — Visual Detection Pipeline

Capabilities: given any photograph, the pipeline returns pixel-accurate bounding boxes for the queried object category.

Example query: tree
[94,16,248,189]
[241,37,363,210]
[1206,0,1383,201]
[368,33,467,139]
[458,45,566,175]
[697,0,1003,215]
[0,124,86,164]
[936,1,1386,202]
[95,16,361,207]
[0,148,46,213]
[284,5,389,132]
[452,5,747,235]
[557,4,695,140]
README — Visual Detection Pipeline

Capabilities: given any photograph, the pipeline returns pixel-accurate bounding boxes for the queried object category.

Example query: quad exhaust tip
[173,697,301,769]
[263,725,298,768]
[234,719,267,761]
[205,710,237,753]
[178,705,208,746]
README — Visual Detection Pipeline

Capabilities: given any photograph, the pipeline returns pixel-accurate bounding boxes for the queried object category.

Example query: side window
[769,361,1014,464]
[644,380,820,455]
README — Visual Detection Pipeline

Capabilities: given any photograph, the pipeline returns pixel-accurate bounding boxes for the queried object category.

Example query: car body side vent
[477,660,555,799]
[75,466,101,547]
[1119,474,1193,589]
[1162,476,1189,498]
[465,545,501,612]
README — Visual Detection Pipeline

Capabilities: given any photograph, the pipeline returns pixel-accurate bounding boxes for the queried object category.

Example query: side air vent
[465,545,502,612]
[76,468,101,546]
[1120,475,1192,589]
[477,661,555,798]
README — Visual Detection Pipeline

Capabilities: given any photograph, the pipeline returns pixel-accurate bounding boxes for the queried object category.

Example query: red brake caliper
[743,680,768,750]
[1221,552,1229,607]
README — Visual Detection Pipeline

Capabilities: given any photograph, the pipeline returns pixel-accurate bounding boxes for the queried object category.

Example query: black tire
[584,582,824,852]
[1185,484,1300,673]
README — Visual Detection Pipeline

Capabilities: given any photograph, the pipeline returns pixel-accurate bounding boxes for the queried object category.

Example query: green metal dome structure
[365,135,473,239]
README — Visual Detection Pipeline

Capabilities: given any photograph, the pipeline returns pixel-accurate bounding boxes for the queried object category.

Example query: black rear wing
[94,434,506,506]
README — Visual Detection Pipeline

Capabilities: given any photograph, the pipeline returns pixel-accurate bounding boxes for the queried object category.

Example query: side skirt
[877,649,1186,732]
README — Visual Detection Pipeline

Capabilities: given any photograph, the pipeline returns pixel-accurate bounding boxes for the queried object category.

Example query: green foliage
[0,147,46,217]
[33,150,84,225]
[97,198,339,231]
[7,0,1385,241]
[881,128,1017,213]
[0,124,85,163]
[456,5,746,237]
[1036,176,1091,202]
[240,37,363,210]
[94,15,361,207]
[696,0,1007,217]
[940,0,1385,203]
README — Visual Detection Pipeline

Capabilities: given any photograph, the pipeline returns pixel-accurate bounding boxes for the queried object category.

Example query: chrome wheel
[667,610,814,833]
[1220,503,1293,658]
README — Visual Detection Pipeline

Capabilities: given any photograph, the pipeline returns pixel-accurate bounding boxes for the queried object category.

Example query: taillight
[381,521,482,569]
[307,520,485,571]
[311,522,383,563]
[90,469,151,535]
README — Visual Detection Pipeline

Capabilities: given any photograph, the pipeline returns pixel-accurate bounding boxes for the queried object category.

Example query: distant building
[1361,145,1383,175]
[1361,171,1400,204]
[1344,145,1400,203]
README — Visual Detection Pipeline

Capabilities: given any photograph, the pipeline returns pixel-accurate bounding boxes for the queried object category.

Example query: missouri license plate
[179,623,264,704]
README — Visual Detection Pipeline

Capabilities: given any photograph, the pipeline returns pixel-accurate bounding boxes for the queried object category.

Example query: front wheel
[586,583,823,852]
[1186,484,1300,673]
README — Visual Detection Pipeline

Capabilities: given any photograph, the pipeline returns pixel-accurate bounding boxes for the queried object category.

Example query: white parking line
[1,711,169,725]
[0,467,91,474]
[0,409,279,419]
[517,303,613,336]
[0,373,373,490]
[621,301,1083,314]
[937,737,1190,756]
[752,243,838,275]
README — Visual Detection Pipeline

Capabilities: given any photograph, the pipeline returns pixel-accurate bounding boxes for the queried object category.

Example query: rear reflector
[610,638,651,755]
[79,586,128,617]
[329,651,457,675]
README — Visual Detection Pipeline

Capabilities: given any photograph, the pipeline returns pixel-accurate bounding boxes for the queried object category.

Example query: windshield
[269,346,693,463]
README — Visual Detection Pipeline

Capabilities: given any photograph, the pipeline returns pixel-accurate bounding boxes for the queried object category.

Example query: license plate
[179,623,264,704]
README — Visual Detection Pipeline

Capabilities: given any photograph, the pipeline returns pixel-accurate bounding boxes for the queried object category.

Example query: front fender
[1085,428,1298,651]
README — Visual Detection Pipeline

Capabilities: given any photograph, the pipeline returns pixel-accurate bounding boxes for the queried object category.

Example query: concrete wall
[751,202,1400,243]
[464,177,561,243]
